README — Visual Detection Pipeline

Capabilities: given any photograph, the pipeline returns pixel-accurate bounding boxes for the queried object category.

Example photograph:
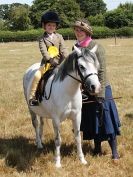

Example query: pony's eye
[79,65,86,71]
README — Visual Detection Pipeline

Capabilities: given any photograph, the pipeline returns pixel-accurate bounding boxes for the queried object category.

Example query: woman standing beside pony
[72,19,121,161]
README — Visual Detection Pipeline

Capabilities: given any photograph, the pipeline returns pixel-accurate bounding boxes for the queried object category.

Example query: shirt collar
[47,33,54,40]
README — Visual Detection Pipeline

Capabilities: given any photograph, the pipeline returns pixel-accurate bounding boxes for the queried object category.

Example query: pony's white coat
[23,47,101,167]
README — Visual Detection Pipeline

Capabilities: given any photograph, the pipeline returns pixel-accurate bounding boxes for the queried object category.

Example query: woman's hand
[96,97,105,103]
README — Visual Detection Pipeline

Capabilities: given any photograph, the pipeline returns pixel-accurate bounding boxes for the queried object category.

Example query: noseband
[67,55,98,89]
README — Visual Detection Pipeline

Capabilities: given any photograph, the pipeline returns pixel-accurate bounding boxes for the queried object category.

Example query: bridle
[67,55,98,90]
[44,55,98,100]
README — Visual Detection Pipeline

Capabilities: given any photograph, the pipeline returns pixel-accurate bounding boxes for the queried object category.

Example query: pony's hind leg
[52,119,61,168]
[39,117,44,142]
[29,109,43,149]
[72,115,87,165]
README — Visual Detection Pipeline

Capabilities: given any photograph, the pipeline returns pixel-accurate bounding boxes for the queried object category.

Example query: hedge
[0,27,133,42]
[0,29,43,42]
[91,26,113,38]
[114,27,133,37]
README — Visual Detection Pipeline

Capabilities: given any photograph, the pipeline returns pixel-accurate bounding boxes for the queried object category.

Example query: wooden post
[114,33,117,45]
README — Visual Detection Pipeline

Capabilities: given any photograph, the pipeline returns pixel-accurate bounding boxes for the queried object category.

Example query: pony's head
[74,45,101,95]
[55,45,101,95]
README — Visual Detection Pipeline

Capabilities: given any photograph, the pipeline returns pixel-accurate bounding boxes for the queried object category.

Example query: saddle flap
[36,69,54,102]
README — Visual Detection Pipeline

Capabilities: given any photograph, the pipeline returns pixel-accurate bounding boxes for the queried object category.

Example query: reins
[44,73,56,100]
[66,73,82,83]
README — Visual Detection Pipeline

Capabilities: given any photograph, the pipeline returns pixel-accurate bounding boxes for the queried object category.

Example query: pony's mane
[55,51,78,81]
[54,47,99,82]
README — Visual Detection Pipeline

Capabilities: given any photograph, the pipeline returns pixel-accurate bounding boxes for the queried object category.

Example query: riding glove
[49,58,58,67]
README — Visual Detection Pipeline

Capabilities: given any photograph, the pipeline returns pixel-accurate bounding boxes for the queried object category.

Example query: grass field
[0,38,133,177]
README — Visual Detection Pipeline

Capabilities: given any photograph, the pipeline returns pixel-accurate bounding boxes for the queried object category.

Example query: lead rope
[82,97,122,127]
[82,97,122,104]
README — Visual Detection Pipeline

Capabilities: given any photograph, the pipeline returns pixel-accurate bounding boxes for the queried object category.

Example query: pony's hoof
[55,157,61,168]
[55,162,61,168]
[37,144,43,150]
[81,159,87,165]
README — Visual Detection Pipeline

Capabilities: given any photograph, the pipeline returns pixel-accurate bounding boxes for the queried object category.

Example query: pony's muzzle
[90,83,101,95]
[84,81,101,95]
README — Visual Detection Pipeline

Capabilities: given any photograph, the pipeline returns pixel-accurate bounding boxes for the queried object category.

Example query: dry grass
[0,38,133,177]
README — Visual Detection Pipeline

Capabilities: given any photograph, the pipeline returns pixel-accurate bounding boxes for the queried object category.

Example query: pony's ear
[74,45,82,56]
[90,45,98,53]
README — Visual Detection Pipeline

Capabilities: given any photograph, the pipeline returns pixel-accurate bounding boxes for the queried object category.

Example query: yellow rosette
[44,46,59,73]
[48,46,59,58]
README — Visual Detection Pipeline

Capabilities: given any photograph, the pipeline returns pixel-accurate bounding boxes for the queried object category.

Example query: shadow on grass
[0,136,92,172]
[0,136,55,172]
[125,113,133,119]
[82,142,94,156]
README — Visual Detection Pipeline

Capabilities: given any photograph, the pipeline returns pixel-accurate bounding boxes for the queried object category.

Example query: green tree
[9,5,31,30]
[0,3,29,20]
[30,0,83,28]
[30,0,56,28]
[52,0,83,28]
[118,2,133,27]
[104,9,128,28]
[88,14,104,26]
[0,19,5,30]
[118,2,133,11]
[76,0,107,17]
[0,3,31,30]
[0,4,10,20]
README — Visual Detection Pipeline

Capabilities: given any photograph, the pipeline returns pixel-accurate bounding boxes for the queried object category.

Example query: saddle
[35,69,55,102]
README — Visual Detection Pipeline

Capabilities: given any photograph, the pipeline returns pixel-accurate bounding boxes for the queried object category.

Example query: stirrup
[29,97,39,106]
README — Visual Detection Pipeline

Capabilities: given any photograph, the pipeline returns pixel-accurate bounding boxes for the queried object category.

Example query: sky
[0,0,133,10]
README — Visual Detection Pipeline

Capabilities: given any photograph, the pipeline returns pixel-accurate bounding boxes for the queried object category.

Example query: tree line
[0,0,133,31]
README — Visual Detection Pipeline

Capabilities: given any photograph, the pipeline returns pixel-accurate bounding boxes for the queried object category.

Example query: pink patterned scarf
[79,37,92,47]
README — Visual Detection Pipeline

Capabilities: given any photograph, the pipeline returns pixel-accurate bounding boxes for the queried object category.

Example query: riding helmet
[41,11,60,24]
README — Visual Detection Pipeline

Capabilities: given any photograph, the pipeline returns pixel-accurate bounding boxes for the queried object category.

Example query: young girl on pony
[29,11,68,106]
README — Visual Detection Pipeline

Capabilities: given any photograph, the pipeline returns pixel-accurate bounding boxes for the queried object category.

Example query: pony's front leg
[30,110,43,149]
[72,112,87,165]
[52,119,61,168]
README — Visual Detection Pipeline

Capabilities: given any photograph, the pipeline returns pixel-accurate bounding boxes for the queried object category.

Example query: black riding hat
[41,11,60,24]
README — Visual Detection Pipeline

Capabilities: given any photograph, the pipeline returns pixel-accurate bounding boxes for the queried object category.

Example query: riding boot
[29,68,43,106]
[94,138,102,155]
[108,137,119,159]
